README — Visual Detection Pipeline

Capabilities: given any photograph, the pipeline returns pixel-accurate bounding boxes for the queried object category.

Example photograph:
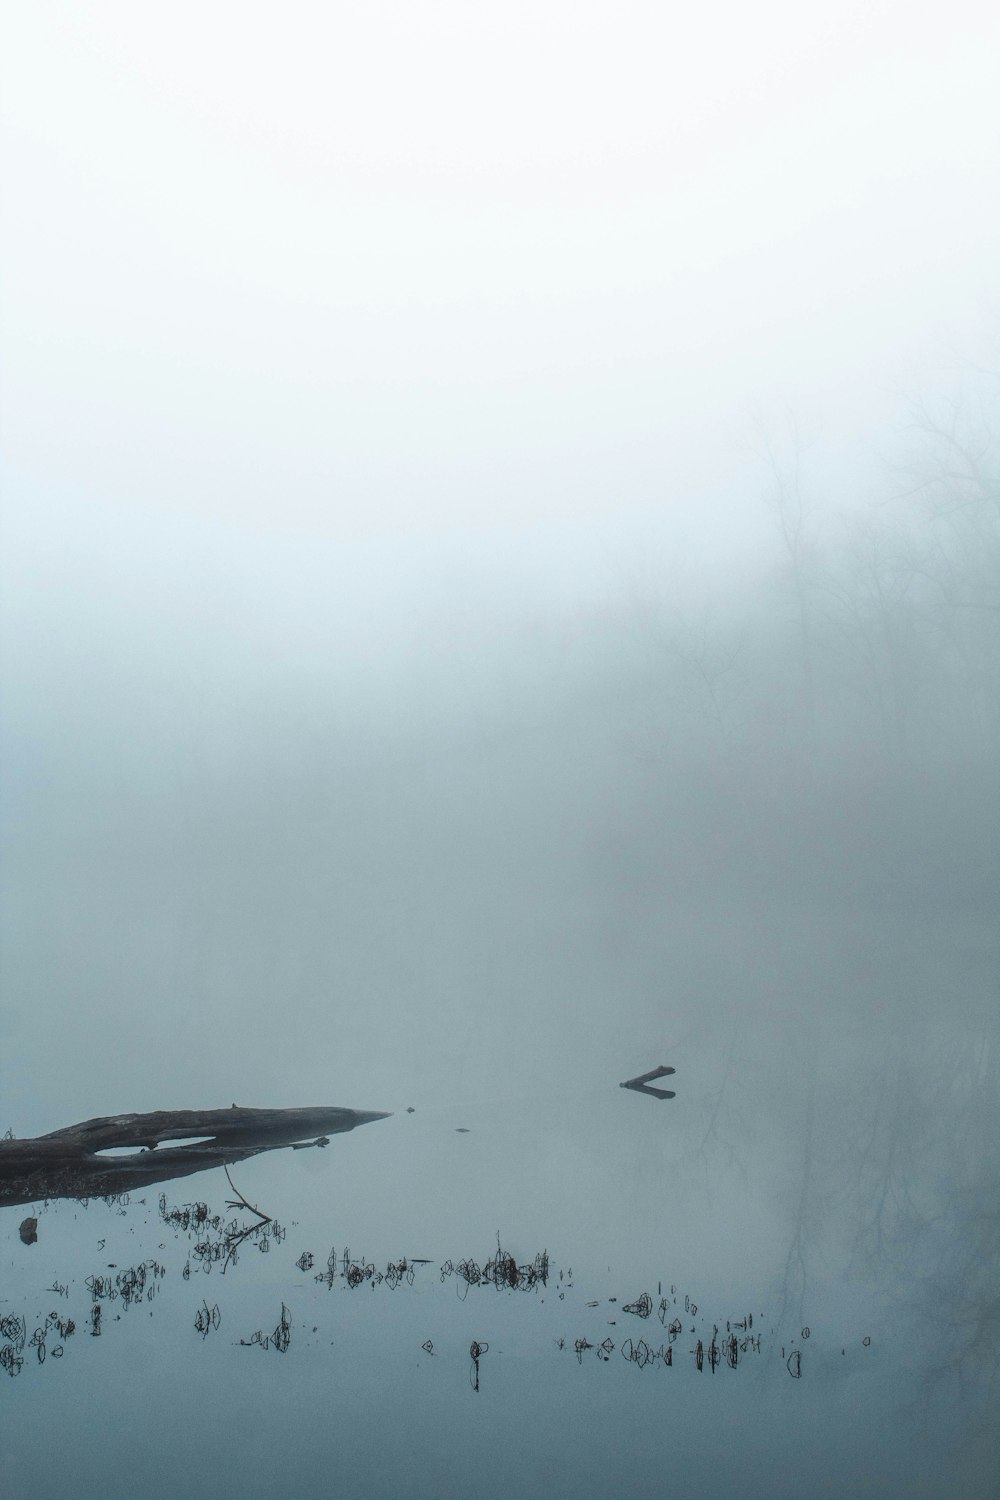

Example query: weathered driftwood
[619,1065,676,1100]
[0,1105,390,1211]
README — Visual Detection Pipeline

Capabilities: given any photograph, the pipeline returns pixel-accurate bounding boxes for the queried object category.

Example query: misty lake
[3,5,999,1493]
[3,479,997,1496]
[2,882,995,1499]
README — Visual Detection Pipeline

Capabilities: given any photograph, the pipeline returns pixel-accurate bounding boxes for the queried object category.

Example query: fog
[2,5,998,1498]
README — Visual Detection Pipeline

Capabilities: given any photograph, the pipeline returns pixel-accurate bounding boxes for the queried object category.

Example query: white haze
[2,0,997,550]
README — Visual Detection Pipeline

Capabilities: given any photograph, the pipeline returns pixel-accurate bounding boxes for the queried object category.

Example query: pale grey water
[2,490,997,1496]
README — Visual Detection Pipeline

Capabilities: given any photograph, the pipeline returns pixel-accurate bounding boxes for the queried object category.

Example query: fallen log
[0,1105,390,1211]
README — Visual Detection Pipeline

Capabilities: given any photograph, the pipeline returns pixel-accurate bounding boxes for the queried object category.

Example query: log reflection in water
[0,1105,391,1210]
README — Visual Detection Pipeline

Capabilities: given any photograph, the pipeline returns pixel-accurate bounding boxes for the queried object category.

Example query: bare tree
[751,409,823,759]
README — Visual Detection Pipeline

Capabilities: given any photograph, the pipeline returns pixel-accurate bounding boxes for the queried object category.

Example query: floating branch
[620,1066,676,1100]
[0,1105,390,1210]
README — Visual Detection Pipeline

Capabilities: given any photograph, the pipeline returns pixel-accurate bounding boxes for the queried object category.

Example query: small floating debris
[619,1065,676,1100]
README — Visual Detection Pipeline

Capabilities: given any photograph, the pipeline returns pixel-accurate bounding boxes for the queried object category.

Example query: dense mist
[3,362,999,1496]
[2,4,998,1496]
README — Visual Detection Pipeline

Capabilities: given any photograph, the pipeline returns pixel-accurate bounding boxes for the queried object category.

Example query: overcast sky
[2,0,997,569]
